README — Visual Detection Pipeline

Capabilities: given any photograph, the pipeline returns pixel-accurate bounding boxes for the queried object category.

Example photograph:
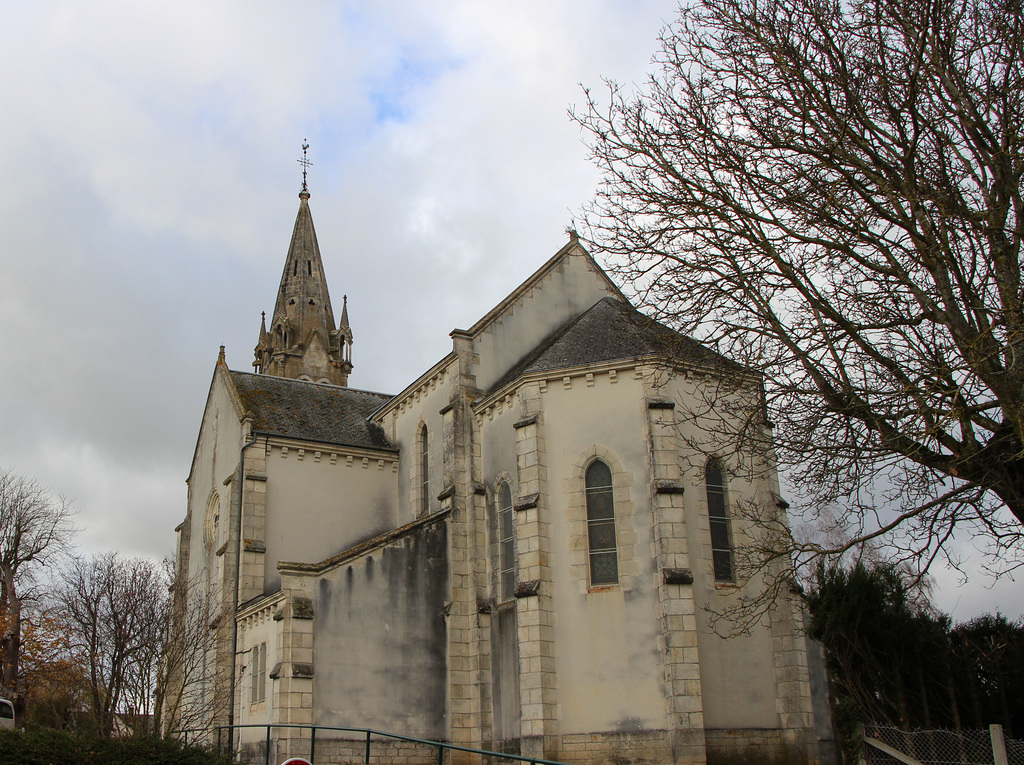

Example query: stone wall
[257,735,442,765]
[705,728,812,765]
[558,730,675,765]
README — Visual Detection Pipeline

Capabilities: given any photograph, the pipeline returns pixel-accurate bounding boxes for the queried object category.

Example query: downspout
[228,425,260,753]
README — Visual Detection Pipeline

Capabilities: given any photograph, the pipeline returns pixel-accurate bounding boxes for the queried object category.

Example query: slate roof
[486,297,745,396]
[229,371,396,450]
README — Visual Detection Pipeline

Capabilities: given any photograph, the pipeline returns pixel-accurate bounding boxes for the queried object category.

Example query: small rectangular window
[498,482,515,599]
[419,426,430,517]
[251,643,267,704]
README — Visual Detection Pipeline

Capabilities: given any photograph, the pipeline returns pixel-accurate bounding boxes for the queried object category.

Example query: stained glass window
[585,460,618,585]
[706,459,733,581]
[498,482,515,599]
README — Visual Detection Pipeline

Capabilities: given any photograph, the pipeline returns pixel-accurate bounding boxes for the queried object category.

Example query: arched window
[706,459,733,582]
[497,482,515,599]
[585,460,618,585]
[419,424,430,516]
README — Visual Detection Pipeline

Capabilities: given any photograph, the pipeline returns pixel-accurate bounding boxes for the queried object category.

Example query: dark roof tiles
[229,371,395,450]
[487,297,743,395]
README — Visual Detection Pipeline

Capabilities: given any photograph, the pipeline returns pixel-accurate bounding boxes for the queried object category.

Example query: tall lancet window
[585,460,618,585]
[419,424,430,517]
[497,482,515,599]
[706,459,734,582]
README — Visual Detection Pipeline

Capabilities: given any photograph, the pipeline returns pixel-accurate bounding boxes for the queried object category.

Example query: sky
[0,0,1018,622]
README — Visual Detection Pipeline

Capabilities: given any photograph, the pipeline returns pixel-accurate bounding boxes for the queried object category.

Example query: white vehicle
[0,699,14,729]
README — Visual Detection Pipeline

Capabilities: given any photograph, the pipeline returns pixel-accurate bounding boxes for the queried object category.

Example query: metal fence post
[991,725,1009,765]
[311,726,317,764]
[265,724,271,765]
[365,730,372,764]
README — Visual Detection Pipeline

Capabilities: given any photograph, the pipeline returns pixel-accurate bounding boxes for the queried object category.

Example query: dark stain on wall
[491,600,521,749]
[313,517,449,738]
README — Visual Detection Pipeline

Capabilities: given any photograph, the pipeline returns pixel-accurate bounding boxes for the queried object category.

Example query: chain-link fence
[862,723,1021,765]
[1006,738,1024,765]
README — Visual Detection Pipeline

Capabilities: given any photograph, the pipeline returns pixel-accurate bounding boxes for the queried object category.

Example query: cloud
[1,0,1015,623]
[0,0,671,555]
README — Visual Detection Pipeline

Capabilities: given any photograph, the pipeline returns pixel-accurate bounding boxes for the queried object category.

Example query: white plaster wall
[386,363,453,525]
[664,374,781,730]
[185,374,244,584]
[535,373,666,735]
[238,615,278,743]
[471,252,618,392]
[695,622,778,729]
[180,372,246,727]
[480,402,520,514]
[476,367,788,735]
[263,448,398,592]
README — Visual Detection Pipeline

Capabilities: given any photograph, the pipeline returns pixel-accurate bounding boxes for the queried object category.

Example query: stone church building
[171,187,825,765]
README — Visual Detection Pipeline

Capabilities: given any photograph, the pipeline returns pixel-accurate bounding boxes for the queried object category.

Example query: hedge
[0,727,234,765]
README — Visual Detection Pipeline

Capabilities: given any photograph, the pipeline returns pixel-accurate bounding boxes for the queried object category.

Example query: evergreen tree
[807,561,1024,760]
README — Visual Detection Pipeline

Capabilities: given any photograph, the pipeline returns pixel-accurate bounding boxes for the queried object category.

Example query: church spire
[253,151,353,386]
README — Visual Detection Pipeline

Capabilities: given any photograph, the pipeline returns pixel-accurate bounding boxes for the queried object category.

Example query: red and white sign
[281,759,312,765]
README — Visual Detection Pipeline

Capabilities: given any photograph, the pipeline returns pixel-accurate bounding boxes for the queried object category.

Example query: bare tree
[0,468,76,723]
[17,605,90,730]
[52,553,168,736]
[574,0,1024,612]
[155,558,221,738]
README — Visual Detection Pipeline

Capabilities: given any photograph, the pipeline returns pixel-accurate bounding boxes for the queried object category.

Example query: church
[169,184,826,765]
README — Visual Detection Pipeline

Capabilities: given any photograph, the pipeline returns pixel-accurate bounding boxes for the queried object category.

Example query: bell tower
[253,149,353,386]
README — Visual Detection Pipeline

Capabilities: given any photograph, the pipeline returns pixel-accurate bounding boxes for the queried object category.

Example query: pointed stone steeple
[253,189,353,386]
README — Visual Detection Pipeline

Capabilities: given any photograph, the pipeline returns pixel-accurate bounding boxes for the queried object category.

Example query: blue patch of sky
[300,48,466,189]
[369,48,465,125]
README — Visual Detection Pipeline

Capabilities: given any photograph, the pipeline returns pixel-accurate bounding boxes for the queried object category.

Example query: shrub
[0,727,234,765]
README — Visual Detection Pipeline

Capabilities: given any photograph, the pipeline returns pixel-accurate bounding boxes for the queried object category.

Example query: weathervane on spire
[298,140,312,192]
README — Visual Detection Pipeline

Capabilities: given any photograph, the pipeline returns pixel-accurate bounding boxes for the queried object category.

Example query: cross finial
[298,140,312,192]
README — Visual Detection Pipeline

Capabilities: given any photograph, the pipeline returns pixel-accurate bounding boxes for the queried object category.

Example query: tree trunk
[962,435,1024,526]
[0,567,22,728]
[994,655,1013,737]
[917,662,933,729]
[944,645,962,731]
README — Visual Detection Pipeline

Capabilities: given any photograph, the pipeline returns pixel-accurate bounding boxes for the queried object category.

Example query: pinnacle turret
[253,189,353,386]
[340,295,351,333]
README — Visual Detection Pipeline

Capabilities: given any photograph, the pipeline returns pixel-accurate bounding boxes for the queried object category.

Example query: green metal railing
[191,723,568,765]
